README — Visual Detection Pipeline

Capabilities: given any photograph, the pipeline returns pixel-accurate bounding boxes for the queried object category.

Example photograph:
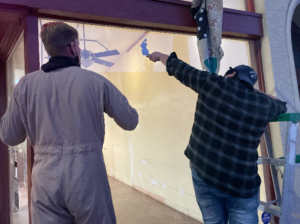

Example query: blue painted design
[141,39,149,56]
[92,50,120,58]
[261,212,271,224]
[79,25,120,69]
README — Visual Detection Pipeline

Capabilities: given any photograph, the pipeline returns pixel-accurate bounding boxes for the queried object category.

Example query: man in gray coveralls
[0,22,138,224]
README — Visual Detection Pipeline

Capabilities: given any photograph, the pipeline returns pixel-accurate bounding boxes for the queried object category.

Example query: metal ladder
[257,113,300,224]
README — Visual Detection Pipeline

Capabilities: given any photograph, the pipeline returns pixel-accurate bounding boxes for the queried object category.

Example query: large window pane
[39,19,255,222]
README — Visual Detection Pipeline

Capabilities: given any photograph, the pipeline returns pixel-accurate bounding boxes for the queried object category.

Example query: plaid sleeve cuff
[272,99,288,116]
[280,101,288,114]
[166,52,178,76]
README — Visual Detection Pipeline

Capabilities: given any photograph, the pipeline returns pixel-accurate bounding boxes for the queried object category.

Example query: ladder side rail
[258,201,281,217]
[257,157,285,166]
[264,128,282,206]
[280,121,298,224]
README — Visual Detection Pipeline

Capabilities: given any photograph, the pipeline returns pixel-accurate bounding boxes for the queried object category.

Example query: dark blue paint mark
[92,50,120,58]
[141,39,149,56]
[93,58,114,67]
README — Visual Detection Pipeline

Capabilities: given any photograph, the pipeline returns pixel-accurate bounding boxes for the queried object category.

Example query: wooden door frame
[0,59,10,224]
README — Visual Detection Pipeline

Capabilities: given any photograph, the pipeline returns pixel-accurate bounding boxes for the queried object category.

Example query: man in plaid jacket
[148,52,287,224]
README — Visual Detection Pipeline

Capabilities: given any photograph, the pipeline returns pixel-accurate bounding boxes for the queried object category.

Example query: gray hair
[40,22,78,57]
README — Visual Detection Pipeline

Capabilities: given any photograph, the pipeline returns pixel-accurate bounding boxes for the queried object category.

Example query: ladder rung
[258,201,281,217]
[257,157,285,166]
[269,113,300,123]
[292,213,300,219]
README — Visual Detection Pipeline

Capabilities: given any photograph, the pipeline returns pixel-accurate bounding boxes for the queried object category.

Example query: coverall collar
[41,56,80,72]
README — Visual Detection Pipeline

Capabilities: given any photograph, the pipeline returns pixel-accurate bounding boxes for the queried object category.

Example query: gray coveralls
[0,67,138,224]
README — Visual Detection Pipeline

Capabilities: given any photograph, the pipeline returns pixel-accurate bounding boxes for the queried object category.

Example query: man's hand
[147,52,162,62]
[147,52,169,66]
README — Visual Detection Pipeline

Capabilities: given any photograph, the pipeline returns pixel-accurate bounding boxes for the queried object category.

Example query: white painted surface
[180,186,186,195]
[129,135,134,186]
[141,160,148,166]
[151,179,159,186]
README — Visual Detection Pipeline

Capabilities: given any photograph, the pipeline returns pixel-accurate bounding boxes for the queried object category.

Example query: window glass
[39,19,254,222]
[6,34,28,224]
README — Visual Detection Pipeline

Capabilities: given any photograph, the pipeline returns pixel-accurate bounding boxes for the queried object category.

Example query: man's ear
[69,42,76,57]
[225,71,236,78]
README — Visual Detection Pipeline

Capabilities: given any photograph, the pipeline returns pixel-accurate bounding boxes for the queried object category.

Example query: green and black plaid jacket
[167,52,287,198]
